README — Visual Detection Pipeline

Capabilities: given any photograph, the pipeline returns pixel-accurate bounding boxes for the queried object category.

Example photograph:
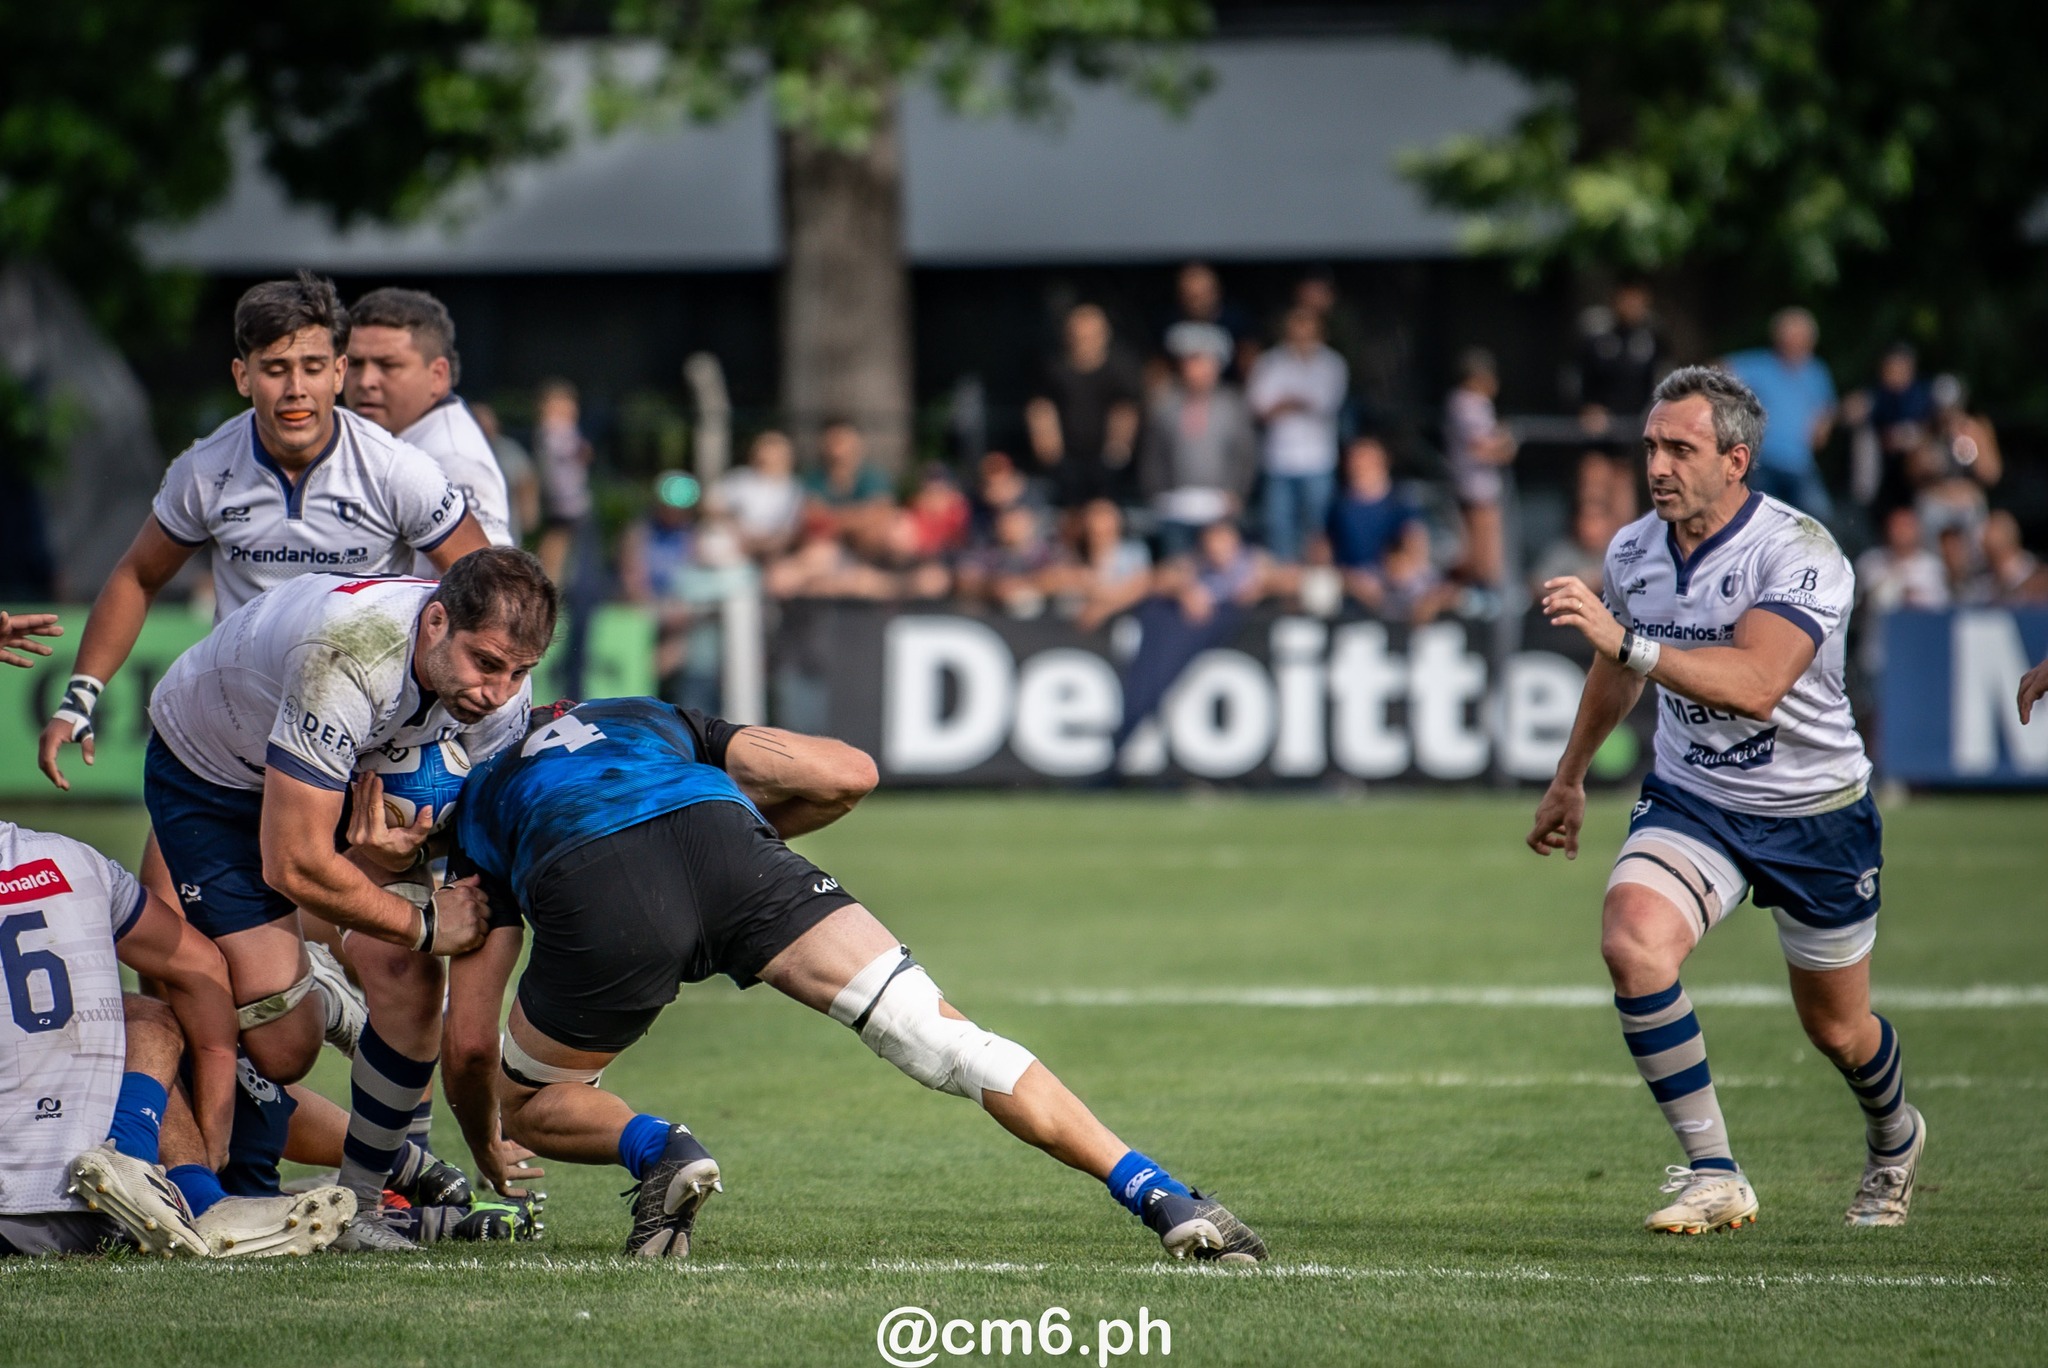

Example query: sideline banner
[1881,608,2048,787]
[0,604,657,801]
[772,601,1654,787]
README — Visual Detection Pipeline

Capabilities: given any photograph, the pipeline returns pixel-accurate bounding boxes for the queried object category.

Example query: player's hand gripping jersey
[148,574,530,793]
[0,824,145,1214]
[453,699,758,911]
[1603,490,1872,815]
[153,409,469,618]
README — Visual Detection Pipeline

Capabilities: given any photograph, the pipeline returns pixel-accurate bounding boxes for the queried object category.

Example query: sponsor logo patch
[35,1097,62,1121]
[1681,727,1780,771]
[0,859,73,905]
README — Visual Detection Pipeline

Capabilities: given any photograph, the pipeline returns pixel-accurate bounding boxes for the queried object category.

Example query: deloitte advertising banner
[1881,607,2048,787]
[773,602,1653,787]
[0,605,656,800]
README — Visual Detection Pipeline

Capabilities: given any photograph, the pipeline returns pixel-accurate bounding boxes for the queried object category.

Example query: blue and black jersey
[451,698,760,916]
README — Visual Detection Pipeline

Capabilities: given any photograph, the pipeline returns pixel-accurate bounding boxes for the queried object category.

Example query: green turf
[3,793,2044,1366]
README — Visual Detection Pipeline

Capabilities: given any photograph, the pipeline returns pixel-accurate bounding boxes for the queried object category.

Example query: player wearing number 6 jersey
[1529,366,1922,1234]
[142,549,555,1251]
[440,698,1267,1264]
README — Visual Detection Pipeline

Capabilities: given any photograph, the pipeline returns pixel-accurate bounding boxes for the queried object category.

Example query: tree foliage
[1,3,559,347]
[595,0,1214,150]
[1403,0,2048,406]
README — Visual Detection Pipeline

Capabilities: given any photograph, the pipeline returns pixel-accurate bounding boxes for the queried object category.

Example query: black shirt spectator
[1026,305,1144,509]
[1574,282,1665,424]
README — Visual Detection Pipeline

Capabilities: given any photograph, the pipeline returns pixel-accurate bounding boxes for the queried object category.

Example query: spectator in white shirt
[1248,307,1349,562]
[714,430,805,560]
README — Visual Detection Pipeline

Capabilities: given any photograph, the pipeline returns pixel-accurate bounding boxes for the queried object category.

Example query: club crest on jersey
[1856,868,1880,900]
[332,498,365,526]
[1631,798,1653,820]
[1681,726,1779,771]
[1720,570,1742,599]
[1615,537,1645,566]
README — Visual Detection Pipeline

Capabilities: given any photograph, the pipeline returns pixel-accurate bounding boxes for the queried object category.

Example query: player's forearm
[1554,657,1643,786]
[1645,645,1784,721]
[265,848,423,945]
[69,567,156,684]
[725,728,878,830]
[443,933,517,1172]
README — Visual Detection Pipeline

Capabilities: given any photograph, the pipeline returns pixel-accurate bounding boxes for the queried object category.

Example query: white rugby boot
[66,1145,207,1258]
[196,1187,356,1258]
[306,941,366,1057]
[1845,1105,1926,1228]
[1644,1166,1759,1234]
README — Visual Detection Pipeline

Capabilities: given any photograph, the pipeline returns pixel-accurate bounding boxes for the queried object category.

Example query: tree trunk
[778,89,912,474]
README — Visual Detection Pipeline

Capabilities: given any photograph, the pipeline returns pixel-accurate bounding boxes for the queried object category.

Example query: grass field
[3,792,2045,1367]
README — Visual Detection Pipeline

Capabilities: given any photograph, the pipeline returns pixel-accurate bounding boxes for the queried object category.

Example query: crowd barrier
[1881,607,2048,788]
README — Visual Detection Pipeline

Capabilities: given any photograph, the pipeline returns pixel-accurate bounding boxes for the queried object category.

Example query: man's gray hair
[1652,365,1766,470]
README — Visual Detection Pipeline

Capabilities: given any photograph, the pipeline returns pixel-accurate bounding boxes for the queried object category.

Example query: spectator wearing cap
[1025,304,1144,511]
[1443,347,1518,592]
[1160,262,1254,382]
[1723,307,1838,519]
[1138,322,1257,559]
[1248,306,1348,562]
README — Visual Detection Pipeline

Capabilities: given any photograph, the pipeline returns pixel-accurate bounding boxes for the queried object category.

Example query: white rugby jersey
[1603,490,1872,816]
[397,396,514,578]
[149,574,530,794]
[0,824,143,1214]
[153,409,469,618]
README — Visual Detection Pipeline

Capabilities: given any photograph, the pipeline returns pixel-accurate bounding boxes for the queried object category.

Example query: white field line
[0,1255,2016,1291]
[1287,1072,2046,1090]
[1020,985,2048,1010]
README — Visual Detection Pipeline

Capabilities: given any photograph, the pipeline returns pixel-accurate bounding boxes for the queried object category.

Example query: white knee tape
[237,972,313,1030]
[500,1030,604,1088]
[830,946,1035,1107]
[1609,831,1745,940]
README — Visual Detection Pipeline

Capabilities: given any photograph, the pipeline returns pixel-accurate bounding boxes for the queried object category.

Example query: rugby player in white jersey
[0,821,352,1258]
[141,548,556,1250]
[1529,366,1922,1233]
[36,271,490,791]
[343,288,516,573]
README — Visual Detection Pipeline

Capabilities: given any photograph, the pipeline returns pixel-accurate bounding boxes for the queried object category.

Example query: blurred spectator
[1375,520,1459,625]
[471,401,539,543]
[1248,306,1348,561]
[1573,280,1665,434]
[1856,505,1949,616]
[619,471,758,712]
[1982,511,2048,605]
[1161,262,1254,381]
[803,419,896,560]
[534,378,594,585]
[954,502,1058,616]
[1530,500,1618,601]
[1936,524,1978,603]
[1576,447,1638,527]
[1139,324,1258,558]
[1109,520,1280,758]
[1326,435,1421,600]
[1443,347,1518,592]
[883,463,970,599]
[1053,499,1155,629]
[1293,270,1367,397]
[1843,342,1932,511]
[1025,304,1143,510]
[1911,374,2003,544]
[716,430,804,559]
[1723,308,1837,519]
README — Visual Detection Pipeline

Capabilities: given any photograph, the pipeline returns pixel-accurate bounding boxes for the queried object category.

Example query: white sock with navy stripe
[1840,1014,1915,1158]
[1617,981,1738,1173]
[336,1024,438,1207]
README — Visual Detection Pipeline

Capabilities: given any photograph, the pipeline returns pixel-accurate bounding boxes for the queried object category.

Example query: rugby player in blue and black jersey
[442,698,1267,1263]
[1531,366,1921,1234]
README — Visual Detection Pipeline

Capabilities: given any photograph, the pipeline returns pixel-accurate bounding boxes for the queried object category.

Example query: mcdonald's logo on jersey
[0,859,72,905]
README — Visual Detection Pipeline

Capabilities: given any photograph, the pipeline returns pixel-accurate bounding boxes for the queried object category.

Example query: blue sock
[167,1164,228,1218]
[1105,1150,1191,1216]
[108,1073,168,1163]
[618,1114,674,1180]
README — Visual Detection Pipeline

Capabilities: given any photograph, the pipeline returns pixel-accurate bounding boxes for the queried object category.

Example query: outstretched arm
[0,610,61,668]
[1528,655,1645,860]
[443,924,541,1196]
[723,726,879,838]
[115,892,238,1169]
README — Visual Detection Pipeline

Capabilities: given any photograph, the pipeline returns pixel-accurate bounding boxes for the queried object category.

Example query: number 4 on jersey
[522,715,608,758]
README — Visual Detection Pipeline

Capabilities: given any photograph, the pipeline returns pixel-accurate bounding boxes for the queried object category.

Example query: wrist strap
[1620,628,1662,677]
[413,891,438,953]
[53,674,105,740]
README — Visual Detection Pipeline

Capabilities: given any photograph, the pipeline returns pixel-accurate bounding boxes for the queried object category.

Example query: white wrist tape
[830,946,1035,1107]
[53,674,105,741]
[1621,629,1662,677]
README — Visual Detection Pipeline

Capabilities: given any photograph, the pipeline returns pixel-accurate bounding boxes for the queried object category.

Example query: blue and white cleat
[1141,1187,1268,1264]
[623,1125,721,1258]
